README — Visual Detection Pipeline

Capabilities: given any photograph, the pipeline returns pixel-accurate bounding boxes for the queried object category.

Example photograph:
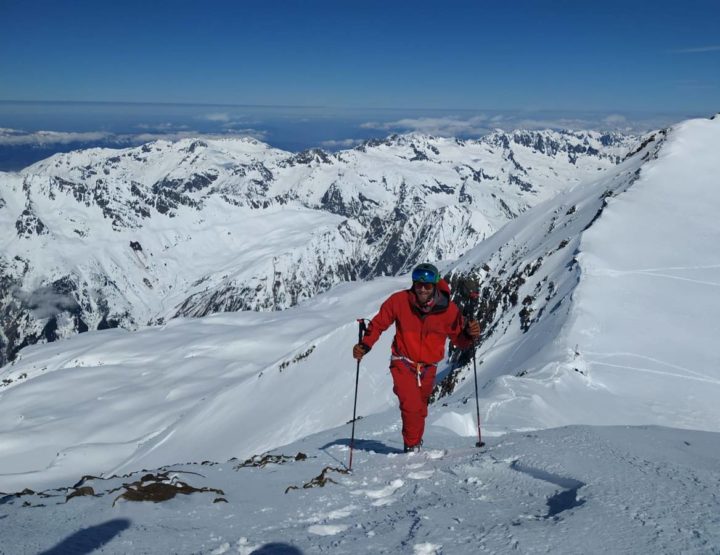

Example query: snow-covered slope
[436,116,720,434]
[0,130,636,366]
[0,116,718,554]
[1,117,717,496]
[3,422,720,554]
[0,277,402,492]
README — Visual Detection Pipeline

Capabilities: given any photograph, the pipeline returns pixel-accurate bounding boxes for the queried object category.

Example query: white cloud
[320,138,364,149]
[195,113,264,134]
[0,129,112,146]
[0,128,268,147]
[358,112,685,138]
[672,45,720,53]
[123,130,268,143]
[201,112,232,122]
[12,285,79,319]
[216,127,268,141]
[603,114,628,125]
[511,117,596,130]
[361,115,491,136]
[135,122,190,131]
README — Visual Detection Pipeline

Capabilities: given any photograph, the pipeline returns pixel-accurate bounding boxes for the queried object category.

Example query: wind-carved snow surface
[433,116,720,437]
[0,130,636,366]
[1,117,719,553]
[2,420,720,553]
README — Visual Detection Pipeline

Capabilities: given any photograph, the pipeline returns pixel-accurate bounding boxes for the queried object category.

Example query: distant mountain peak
[0,129,640,366]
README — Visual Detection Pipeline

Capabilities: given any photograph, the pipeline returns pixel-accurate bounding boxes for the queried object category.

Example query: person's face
[413,281,435,304]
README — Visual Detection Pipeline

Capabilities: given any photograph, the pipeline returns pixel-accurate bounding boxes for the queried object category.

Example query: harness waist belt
[391,355,436,387]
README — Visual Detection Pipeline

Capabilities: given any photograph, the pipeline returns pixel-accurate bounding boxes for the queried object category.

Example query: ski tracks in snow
[590,263,720,288]
[586,350,720,386]
[280,447,453,551]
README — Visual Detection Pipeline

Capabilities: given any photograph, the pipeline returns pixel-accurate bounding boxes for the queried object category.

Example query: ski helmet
[412,263,440,284]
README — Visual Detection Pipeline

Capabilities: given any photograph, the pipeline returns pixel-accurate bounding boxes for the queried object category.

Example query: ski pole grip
[357,318,367,343]
[466,291,479,318]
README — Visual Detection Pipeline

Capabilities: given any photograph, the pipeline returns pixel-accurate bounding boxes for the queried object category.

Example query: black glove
[353,343,370,360]
[465,320,481,339]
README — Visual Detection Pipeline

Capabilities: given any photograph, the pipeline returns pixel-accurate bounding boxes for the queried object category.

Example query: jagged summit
[0,129,638,365]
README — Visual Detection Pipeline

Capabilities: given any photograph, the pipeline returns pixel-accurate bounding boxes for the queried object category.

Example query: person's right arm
[353,293,398,359]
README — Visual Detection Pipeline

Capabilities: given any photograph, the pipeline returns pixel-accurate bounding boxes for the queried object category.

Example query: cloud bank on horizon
[0,109,695,153]
[0,126,269,148]
[358,112,690,138]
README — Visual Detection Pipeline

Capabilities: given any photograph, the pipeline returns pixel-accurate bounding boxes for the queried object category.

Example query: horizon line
[0,99,700,116]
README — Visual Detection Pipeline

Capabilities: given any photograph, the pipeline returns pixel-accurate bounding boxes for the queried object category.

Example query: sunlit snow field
[1,117,719,554]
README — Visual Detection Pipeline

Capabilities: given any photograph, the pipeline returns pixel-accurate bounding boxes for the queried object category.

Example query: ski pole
[472,341,485,448]
[348,318,367,471]
[467,290,485,448]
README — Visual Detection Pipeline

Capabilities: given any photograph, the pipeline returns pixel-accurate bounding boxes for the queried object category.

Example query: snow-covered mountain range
[1,116,719,553]
[0,129,635,366]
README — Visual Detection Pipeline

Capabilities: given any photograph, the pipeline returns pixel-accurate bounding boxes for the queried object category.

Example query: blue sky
[0,0,718,160]
[2,0,718,111]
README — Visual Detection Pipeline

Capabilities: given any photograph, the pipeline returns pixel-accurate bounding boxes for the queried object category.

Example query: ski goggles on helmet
[412,267,440,284]
[413,282,435,291]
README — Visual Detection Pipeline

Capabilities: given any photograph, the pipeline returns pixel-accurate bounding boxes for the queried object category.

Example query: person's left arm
[448,306,481,349]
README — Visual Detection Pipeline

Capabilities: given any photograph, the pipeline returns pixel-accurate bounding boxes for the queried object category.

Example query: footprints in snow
[304,449,446,534]
[308,524,350,536]
[352,478,404,507]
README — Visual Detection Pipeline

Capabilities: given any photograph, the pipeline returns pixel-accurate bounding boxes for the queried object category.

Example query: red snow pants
[391,360,437,448]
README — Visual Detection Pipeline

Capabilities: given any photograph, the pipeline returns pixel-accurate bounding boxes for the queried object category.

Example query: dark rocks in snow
[506,151,527,174]
[236,452,309,469]
[582,189,616,232]
[112,472,224,506]
[66,486,96,501]
[435,252,551,399]
[358,192,379,207]
[519,304,535,332]
[284,465,349,494]
[0,276,92,365]
[286,148,332,166]
[320,183,361,218]
[509,174,535,192]
[425,180,455,195]
[15,204,48,238]
[278,347,316,372]
[623,129,667,161]
[152,178,202,215]
[97,313,123,331]
[186,140,208,154]
[409,144,430,161]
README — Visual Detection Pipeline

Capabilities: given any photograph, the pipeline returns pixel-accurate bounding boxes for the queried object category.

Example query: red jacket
[361,279,473,365]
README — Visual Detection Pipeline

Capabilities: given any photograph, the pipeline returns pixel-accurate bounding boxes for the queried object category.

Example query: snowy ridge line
[441,128,668,379]
[431,116,720,437]
[0,129,638,367]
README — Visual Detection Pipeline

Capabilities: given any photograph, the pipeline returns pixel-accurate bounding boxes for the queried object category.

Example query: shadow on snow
[321,438,404,455]
[38,518,131,555]
[250,543,304,554]
[509,460,586,519]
